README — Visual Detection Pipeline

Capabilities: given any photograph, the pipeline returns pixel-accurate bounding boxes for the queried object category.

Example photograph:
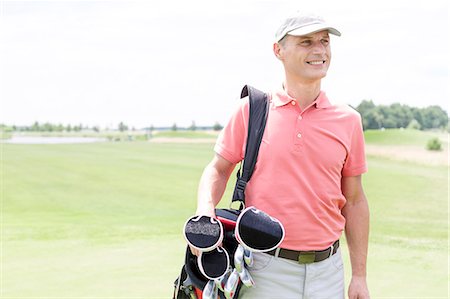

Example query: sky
[0,0,449,129]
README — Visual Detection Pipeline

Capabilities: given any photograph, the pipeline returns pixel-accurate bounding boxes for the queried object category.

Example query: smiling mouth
[307,60,326,65]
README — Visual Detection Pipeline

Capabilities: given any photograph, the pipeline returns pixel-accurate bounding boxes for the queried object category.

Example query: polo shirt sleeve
[342,112,368,177]
[214,97,249,164]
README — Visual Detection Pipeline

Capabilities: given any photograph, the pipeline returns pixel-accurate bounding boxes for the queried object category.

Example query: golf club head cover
[184,215,224,252]
[235,206,285,252]
[197,247,230,280]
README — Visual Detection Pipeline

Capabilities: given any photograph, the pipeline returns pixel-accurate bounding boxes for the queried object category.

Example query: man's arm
[189,154,235,256]
[196,153,236,217]
[341,175,370,299]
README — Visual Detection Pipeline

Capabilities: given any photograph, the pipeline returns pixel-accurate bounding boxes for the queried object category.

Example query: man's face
[275,30,332,82]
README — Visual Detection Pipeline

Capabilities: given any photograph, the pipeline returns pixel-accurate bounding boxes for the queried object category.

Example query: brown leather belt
[267,240,340,264]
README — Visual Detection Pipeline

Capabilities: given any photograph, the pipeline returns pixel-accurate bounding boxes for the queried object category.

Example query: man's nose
[311,41,326,54]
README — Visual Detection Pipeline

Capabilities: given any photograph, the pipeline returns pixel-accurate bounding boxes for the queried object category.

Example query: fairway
[1,129,448,298]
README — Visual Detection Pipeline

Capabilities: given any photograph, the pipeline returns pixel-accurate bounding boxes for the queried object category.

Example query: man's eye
[321,39,329,45]
[300,40,311,46]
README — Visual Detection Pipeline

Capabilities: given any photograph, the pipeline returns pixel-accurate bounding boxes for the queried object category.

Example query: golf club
[233,244,245,273]
[215,267,231,292]
[202,280,218,299]
[224,269,240,299]
[243,248,253,267]
[238,267,255,288]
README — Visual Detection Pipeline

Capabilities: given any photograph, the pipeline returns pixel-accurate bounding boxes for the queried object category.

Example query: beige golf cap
[275,13,341,42]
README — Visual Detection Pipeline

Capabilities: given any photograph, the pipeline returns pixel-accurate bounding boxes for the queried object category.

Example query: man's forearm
[342,196,370,277]
[196,157,235,216]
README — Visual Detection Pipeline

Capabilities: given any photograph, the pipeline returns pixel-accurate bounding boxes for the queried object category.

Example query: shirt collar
[271,86,332,109]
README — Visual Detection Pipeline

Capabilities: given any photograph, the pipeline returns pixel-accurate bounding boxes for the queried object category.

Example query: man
[192,13,370,299]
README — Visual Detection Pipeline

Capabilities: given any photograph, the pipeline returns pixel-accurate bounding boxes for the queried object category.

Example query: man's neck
[283,78,322,110]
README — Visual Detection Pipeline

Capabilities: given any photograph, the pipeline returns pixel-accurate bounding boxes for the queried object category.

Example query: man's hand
[188,211,217,257]
[348,275,370,299]
[190,154,235,256]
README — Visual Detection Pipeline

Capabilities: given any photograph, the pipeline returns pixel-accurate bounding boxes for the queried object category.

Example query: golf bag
[173,85,269,299]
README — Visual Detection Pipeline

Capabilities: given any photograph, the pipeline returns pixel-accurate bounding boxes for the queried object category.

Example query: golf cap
[275,13,341,42]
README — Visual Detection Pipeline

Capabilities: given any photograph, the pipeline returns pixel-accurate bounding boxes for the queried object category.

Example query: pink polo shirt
[214,88,367,251]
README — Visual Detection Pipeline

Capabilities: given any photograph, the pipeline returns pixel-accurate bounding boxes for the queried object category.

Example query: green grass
[1,130,448,298]
[358,157,448,297]
[152,130,218,139]
[365,128,448,148]
[2,143,220,297]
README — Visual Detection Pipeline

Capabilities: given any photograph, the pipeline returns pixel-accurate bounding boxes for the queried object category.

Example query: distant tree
[388,103,413,128]
[147,125,154,139]
[356,100,376,116]
[74,124,82,132]
[0,124,12,133]
[407,119,421,130]
[189,121,197,131]
[171,123,177,131]
[420,106,448,130]
[382,117,397,129]
[56,124,64,132]
[66,124,72,132]
[213,122,223,131]
[356,100,448,131]
[356,100,382,130]
[31,121,40,131]
[93,126,100,132]
[374,106,395,128]
[42,122,53,132]
[118,122,128,132]
[363,109,383,130]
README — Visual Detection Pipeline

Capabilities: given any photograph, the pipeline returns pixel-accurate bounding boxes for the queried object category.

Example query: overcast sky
[0,0,448,128]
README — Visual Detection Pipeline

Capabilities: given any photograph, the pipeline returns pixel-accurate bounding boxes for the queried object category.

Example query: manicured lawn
[1,130,448,298]
[364,128,448,148]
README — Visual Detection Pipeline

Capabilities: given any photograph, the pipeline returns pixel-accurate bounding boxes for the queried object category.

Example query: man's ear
[273,42,284,61]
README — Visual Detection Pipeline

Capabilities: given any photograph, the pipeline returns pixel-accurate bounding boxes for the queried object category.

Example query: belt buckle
[329,245,335,258]
[298,252,315,264]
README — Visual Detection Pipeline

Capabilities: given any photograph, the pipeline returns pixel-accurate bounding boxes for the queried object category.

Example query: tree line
[4,122,101,132]
[1,121,224,133]
[1,102,448,133]
[355,100,448,131]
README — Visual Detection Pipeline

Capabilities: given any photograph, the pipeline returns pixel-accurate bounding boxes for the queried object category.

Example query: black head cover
[197,247,230,280]
[184,248,208,290]
[235,206,285,252]
[183,215,224,252]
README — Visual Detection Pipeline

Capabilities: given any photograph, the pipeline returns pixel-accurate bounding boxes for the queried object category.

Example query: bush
[407,119,421,130]
[426,137,442,151]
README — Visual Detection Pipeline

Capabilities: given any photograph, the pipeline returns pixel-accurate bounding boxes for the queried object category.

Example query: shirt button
[291,101,296,105]
[298,115,303,120]
[297,133,302,138]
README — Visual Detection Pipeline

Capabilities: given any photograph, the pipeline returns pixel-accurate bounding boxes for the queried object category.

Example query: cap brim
[288,23,341,37]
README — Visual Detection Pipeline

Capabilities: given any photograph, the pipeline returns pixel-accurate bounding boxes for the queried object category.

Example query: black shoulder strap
[232,85,269,206]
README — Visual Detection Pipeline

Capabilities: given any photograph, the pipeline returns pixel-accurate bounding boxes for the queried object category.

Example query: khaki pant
[239,249,345,299]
